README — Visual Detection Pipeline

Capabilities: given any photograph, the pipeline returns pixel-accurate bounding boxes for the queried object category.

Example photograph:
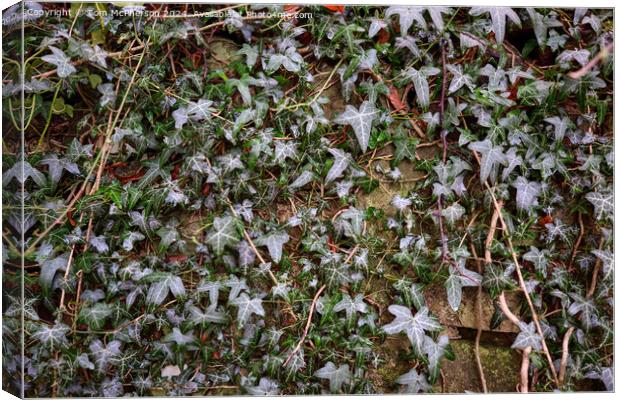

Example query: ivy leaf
[523,246,550,276]
[89,339,122,372]
[289,170,314,190]
[245,378,280,395]
[266,47,304,72]
[446,64,473,94]
[468,139,506,184]
[334,294,368,320]
[502,147,523,181]
[441,203,465,226]
[427,7,453,31]
[396,368,431,393]
[186,99,214,121]
[76,353,95,370]
[585,190,614,220]
[122,231,145,251]
[469,7,521,44]
[230,293,265,327]
[39,154,81,185]
[80,43,108,68]
[163,327,195,345]
[591,249,613,281]
[314,362,351,393]
[404,66,440,108]
[89,235,109,253]
[32,322,70,349]
[325,148,351,183]
[146,274,185,305]
[79,303,114,330]
[172,106,188,130]
[386,6,427,34]
[512,322,542,350]
[40,254,69,294]
[334,101,377,153]
[544,116,573,141]
[224,276,248,301]
[197,280,222,305]
[255,231,289,263]
[188,305,228,325]
[512,176,542,211]
[445,267,482,311]
[206,216,240,255]
[3,160,47,187]
[41,46,76,77]
[368,18,387,38]
[423,335,449,383]
[236,240,256,271]
[236,43,258,67]
[482,264,516,298]
[383,305,441,353]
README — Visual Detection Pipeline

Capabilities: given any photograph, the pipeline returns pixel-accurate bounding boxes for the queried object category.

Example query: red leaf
[385,86,406,112]
[377,28,390,44]
[324,5,345,13]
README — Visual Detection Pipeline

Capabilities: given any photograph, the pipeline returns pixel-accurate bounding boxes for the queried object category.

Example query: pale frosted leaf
[334,101,377,152]
[469,7,521,44]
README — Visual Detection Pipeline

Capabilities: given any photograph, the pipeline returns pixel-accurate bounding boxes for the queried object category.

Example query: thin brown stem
[474,150,559,386]
[559,326,575,386]
[283,285,326,367]
[470,242,488,393]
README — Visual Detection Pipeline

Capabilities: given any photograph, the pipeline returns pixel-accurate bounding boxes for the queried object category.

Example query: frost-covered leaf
[146,274,185,305]
[41,46,76,77]
[230,293,265,327]
[163,327,195,345]
[383,305,441,352]
[428,7,453,31]
[245,377,280,395]
[40,154,80,185]
[512,322,542,350]
[396,368,431,393]
[334,101,377,153]
[483,264,516,298]
[3,160,47,187]
[334,294,368,320]
[386,6,427,34]
[591,249,613,280]
[446,64,473,94]
[255,231,289,263]
[368,18,387,38]
[90,339,121,372]
[544,116,573,141]
[325,148,351,183]
[188,304,227,324]
[206,216,240,255]
[469,7,521,44]
[391,194,412,212]
[40,255,69,293]
[79,303,114,330]
[290,170,314,190]
[314,362,351,393]
[33,323,70,348]
[404,66,440,108]
[89,235,109,253]
[224,276,248,301]
[468,139,506,184]
[523,246,550,276]
[441,203,465,226]
[585,191,613,220]
[512,176,542,211]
